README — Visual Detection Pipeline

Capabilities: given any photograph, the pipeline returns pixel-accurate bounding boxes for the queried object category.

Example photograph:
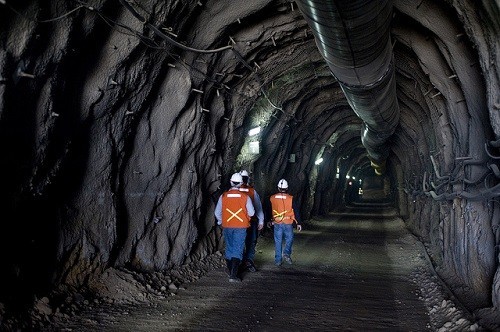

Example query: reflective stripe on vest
[225,208,243,222]
[273,209,290,219]
[270,193,295,224]
[239,185,255,201]
[222,190,251,228]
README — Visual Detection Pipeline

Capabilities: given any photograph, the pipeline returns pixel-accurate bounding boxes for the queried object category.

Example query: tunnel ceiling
[1,0,500,319]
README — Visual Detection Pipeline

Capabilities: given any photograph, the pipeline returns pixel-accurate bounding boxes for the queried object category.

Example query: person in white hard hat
[215,173,255,282]
[239,170,264,272]
[269,178,302,266]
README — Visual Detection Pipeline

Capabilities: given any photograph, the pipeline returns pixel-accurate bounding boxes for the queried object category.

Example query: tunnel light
[314,158,323,165]
[249,141,259,154]
[248,126,261,136]
[352,176,356,180]
[346,175,350,179]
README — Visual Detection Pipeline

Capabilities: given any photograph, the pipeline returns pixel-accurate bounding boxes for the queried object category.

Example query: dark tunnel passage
[0,0,500,330]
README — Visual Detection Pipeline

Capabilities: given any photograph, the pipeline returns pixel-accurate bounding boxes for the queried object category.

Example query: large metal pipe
[296,0,400,175]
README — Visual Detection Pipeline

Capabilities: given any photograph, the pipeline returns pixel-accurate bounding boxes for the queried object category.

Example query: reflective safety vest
[222,189,251,228]
[270,193,295,224]
[239,184,255,201]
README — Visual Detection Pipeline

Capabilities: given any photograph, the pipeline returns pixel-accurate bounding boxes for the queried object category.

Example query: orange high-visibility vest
[222,189,251,228]
[270,193,295,224]
[239,184,255,201]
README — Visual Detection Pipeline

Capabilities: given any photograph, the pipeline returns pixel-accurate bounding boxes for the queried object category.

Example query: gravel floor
[43,208,482,331]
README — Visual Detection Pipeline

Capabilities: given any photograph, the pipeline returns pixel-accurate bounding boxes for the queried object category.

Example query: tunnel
[0,0,499,330]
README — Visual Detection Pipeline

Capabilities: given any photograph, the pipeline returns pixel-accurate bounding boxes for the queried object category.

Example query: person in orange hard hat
[215,173,255,282]
[269,179,302,266]
[239,170,264,272]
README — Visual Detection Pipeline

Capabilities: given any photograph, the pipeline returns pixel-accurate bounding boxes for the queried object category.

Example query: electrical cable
[430,154,450,181]
[118,0,233,54]
[114,0,283,111]
[2,1,84,23]
[230,48,284,112]
[490,138,500,148]
[118,0,284,112]
[72,3,231,93]
[426,176,500,202]
[94,10,164,50]
[5,0,298,121]
[37,5,84,23]
[485,142,500,159]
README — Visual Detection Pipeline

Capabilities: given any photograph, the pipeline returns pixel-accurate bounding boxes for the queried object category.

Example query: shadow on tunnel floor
[324,205,399,220]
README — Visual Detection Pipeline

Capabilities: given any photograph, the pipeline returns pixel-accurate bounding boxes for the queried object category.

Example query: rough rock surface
[0,0,499,328]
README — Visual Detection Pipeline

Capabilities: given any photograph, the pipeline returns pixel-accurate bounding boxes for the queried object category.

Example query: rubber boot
[225,259,231,277]
[244,259,257,272]
[229,258,241,282]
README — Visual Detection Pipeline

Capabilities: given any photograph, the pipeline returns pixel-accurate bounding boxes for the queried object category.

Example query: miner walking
[239,170,265,272]
[215,173,255,282]
[269,179,302,266]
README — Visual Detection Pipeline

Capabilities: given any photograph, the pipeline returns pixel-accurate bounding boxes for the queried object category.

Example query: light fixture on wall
[248,126,261,136]
[314,158,323,165]
[249,141,259,154]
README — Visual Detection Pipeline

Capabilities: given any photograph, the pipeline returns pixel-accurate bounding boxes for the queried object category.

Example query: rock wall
[0,0,499,322]
[390,0,500,311]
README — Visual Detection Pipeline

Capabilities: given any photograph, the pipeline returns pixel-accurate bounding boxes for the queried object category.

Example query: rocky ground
[1,209,493,331]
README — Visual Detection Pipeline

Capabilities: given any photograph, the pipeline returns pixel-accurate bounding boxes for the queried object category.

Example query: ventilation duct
[296,0,400,175]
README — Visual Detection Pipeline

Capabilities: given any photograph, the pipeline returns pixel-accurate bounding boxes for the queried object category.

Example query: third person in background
[269,179,302,266]
[239,170,264,272]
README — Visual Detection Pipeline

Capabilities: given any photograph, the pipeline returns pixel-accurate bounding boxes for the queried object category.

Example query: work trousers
[243,219,259,262]
[273,223,294,264]
[223,228,247,260]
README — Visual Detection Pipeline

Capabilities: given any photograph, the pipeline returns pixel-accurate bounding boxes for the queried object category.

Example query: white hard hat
[240,170,249,177]
[277,179,288,189]
[230,173,243,184]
